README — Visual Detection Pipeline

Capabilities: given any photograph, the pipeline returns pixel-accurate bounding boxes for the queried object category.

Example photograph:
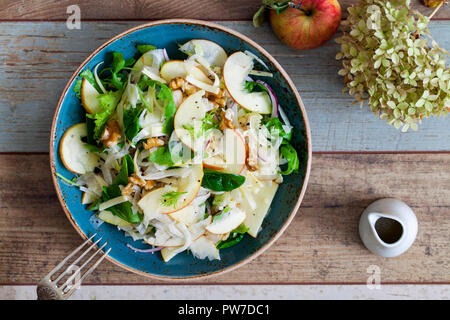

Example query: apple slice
[59,123,100,174]
[222,128,246,174]
[239,172,279,237]
[189,236,220,260]
[203,129,246,175]
[81,175,107,205]
[223,51,271,114]
[203,155,226,171]
[161,231,220,262]
[80,79,102,114]
[160,60,211,83]
[169,205,198,226]
[180,39,227,67]
[138,164,203,216]
[161,246,182,262]
[206,207,246,235]
[97,210,132,228]
[131,49,166,82]
[174,90,208,152]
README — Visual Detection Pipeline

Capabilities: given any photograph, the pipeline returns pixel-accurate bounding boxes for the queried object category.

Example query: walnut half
[100,119,121,148]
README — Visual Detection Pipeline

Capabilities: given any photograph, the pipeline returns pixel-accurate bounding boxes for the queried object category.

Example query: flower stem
[428,0,445,19]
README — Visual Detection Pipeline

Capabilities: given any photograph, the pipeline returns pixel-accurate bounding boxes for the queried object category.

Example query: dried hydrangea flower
[335,0,449,131]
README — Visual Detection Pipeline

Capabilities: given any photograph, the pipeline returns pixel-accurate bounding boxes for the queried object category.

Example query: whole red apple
[269,0,341,50]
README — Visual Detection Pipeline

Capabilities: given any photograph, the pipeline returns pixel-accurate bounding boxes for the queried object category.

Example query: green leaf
[245,81,269,94]
[136,44,157,54]
[158,84,176,135]
[101,185,141,223]
[73,79,82,98]
[215,223,249,249]
[123,106,143,141]
[216,234,245,249]
[265,117,292,141]
[137,87,152,113]
[79,69,102,93]
[253,5,266,28]
[233,223,249,234]
[149,146,174,166]
[160,191,187,208]
[113,154,135,186]
[101,51,134,91]
[136,75,176,135]
[111,52,126,74]
[86,198,101,211]
[86,90,123,140]
[97,155,140,223]
[279,143,299,175]
[202,169,246,192]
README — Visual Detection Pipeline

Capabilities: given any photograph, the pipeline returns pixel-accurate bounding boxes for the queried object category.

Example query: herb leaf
[101,185,141,223]
[279,143,299,175]
[265,117,292,141]
[202,169,246,192]
[73,79,83,98]
[97,154,141,223]
[137,75,176,135]
[123,106,143,141]
[79,69,102,93]
[113,154,135,186]
[159,84,176,135]
[160,191,187,208]
[136,44,157,54]
[86,90,122,139]
[149,146,174,166]
[216,223,249,249]
[245,81,269,94]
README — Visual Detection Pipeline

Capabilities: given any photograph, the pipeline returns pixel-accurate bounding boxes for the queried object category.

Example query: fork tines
[37,233,111,300]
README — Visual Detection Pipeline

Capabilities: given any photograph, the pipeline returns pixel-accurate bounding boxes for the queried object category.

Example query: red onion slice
[127,243,162,253]
[256,80,278,118]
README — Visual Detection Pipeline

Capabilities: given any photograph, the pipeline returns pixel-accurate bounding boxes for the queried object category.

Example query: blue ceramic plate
[50,19,311,280]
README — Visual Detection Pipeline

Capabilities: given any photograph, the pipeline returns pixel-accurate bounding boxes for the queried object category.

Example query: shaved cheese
[248,70,273,77]
[172,223,193,255]
[99,195,130,211]
[141,66,167,84]
[185,75,220,94]
[93,62,108,94]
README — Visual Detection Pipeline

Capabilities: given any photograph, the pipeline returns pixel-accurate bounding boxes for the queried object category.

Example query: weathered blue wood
[0,21,448,152]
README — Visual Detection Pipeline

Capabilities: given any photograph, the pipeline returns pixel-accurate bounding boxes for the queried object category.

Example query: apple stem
[288,0,310,16]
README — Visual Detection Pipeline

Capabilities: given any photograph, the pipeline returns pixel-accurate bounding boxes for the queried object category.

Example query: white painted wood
[0,21,448,152]
[1,284,449,300]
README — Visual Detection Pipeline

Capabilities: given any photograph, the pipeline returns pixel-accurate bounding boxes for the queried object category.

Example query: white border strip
[1,285,449,300]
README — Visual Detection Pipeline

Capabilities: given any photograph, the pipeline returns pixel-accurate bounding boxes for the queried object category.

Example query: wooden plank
[1,153,449,284]
[0,0,448,21]
[0,21,448,152]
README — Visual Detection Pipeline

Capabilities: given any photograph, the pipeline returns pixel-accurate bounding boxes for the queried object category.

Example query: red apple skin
[269,0,341,50]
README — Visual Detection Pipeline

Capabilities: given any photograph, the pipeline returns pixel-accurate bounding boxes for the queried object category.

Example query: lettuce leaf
[123,106,143,141]
[86,90,122,139]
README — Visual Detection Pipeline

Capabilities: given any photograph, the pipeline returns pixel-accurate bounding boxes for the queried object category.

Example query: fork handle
[37,285,62,300]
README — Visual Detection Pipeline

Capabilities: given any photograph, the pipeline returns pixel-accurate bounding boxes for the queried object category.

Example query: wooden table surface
[0,0,449,285]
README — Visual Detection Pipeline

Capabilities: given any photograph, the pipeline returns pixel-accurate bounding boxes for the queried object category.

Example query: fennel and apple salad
[57,39,300,262]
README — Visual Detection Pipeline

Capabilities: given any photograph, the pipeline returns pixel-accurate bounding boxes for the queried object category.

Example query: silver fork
[36,234,111,300]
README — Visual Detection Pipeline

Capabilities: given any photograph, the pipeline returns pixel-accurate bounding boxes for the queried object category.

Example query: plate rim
[49,18,312,281]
